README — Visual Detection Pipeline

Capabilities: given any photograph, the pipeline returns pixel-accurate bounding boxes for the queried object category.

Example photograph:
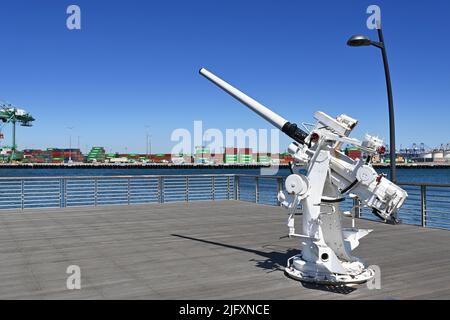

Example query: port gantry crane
[0,101,35,162]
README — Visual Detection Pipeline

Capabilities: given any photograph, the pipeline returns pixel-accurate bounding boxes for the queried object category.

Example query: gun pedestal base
[285,254,375,285]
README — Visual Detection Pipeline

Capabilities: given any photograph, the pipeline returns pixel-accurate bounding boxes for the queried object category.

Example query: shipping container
[345,147,362,160]
[225,147,238,155]
[239,148,252,154]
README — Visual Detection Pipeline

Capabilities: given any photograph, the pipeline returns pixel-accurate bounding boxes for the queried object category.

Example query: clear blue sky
[0,0,449,153]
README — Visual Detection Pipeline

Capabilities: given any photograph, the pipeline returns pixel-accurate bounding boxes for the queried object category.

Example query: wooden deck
[0,200,449,299]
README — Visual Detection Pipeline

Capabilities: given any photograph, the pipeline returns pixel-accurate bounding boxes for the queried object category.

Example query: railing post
[421,185,427,227]
[227,176,230,200]
[21,179,24,210]
[277,177,283,206]
[212,176,215,201]
[186,176,189,202]
[353,197,361,219]
[158,176,164,203]
[59,178,63,208]
[255,176,259,203]
[235,176,240,201]
[127,178,131,205]
[63,178,67,208]
[94,178,98,207]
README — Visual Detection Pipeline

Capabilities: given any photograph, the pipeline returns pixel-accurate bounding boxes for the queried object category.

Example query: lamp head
[347,35,372,47]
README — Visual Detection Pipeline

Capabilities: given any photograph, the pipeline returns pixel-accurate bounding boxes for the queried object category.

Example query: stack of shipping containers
[279,152,293,165]
[87,147,106,162]
[50,148,64,163]
[195,146,211,164]
[139,155,148,162]
[210,152,224,164]
[182,154,193,164]
[257,153,271,164]
[123,153,140,163]
[238,148,253,164]
[62,149,85,162]
[224,147,238,164]
[22,148,84,163]
[105,153,116,161]
[151,153,172,163]
[22,149,51,163]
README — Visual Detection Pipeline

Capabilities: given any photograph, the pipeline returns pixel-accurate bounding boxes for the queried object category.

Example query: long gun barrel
[199,68,308,145]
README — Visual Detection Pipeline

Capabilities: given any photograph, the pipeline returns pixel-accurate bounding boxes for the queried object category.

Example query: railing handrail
[234,174,284,179]
[0,173,287,181]
[397,182,450,188]
[1,174,448,187]
[0,174,237,180]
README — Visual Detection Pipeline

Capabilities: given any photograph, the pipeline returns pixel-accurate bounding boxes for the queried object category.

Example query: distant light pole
[347,26,397,183]
[145,125,152,160]
[149,134,152,156]
[67,126,74,163]
[146,132,149,156]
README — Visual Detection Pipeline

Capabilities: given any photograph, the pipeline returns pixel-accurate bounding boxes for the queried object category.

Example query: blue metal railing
[339,182,450,230]
[0,175,238,209]
[0,174,448,230]
[389,183,450,229]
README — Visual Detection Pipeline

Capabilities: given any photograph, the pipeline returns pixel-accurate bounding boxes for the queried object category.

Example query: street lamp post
[347,27,397,184]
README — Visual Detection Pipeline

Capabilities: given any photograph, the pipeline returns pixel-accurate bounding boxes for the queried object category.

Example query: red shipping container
[239,148,252,154]
[225,148,238,154]
[346,149,361,160]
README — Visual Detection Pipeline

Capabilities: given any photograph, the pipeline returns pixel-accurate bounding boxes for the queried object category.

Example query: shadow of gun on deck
[171,234,357,295]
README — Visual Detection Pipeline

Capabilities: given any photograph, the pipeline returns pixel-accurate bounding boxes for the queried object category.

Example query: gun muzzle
[199,68,308,144]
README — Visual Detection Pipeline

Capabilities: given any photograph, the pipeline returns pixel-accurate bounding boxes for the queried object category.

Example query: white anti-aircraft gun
[199,68,408,285]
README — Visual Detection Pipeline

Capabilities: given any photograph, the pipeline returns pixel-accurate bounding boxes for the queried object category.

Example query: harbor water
[0,167,449,184]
